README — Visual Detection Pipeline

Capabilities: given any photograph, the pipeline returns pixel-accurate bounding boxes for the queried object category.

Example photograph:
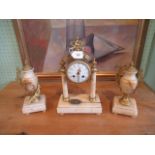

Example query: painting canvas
[20,19,141,73]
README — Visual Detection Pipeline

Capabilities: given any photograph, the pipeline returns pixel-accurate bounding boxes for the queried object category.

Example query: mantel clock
[57,39,102,115]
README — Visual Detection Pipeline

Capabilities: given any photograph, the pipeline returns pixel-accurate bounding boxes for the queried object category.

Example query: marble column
[60,61,69,101]
[90,59,97,102]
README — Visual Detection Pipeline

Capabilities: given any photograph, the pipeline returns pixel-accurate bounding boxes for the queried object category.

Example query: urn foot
[22,94,46,114]
[112,96,138,117]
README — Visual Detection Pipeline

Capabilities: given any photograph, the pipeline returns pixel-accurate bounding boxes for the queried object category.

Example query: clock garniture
[57,38,102,115]
[16,60,46,114]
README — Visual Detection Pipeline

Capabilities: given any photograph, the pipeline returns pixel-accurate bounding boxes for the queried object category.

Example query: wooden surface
[0,80,155,135]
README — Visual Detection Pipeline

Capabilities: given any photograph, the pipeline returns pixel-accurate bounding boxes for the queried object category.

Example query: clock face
[67,60,91,83]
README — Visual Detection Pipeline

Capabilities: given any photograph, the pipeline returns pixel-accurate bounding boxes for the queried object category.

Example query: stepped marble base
[112,96,138,117]
[57,94,102,115]
[22,95,46,114]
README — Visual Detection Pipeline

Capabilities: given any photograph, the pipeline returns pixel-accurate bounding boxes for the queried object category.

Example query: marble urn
[112,62,140,117]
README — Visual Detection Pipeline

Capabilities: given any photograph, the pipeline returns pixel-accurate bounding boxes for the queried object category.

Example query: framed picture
[13,19,148,79]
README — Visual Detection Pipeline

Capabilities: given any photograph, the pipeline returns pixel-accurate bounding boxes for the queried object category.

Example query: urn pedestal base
[22,95,46,114]
[57,94,102,115]
[112,96,138,117]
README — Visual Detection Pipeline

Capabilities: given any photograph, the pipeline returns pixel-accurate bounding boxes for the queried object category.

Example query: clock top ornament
[70,38,84,51]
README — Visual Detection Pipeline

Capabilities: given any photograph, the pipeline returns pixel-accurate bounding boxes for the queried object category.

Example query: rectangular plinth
[57,94,102,115]
[112,96,138,117]
[22,94,46,114]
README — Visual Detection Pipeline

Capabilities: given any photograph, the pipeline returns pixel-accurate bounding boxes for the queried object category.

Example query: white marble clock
[57,39,102,115]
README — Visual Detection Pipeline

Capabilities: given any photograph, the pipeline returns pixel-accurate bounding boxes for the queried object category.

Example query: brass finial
[127,61,137,73]
[93,58,97,65]
[60,58,65,73]
[92,58,97,72]
[23,59,32,71]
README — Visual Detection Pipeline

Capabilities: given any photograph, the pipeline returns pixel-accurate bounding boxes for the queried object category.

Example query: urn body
[20,68,38,93]
[120,70,138,95]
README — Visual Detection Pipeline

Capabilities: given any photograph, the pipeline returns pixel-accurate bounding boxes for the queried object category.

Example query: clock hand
[76,68,81,83]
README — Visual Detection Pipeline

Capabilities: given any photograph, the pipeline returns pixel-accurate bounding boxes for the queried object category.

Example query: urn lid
[23,60,32,71]
[126,62,138,73]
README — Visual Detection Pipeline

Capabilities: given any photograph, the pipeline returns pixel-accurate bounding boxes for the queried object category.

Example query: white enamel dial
[67,60,91,83]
